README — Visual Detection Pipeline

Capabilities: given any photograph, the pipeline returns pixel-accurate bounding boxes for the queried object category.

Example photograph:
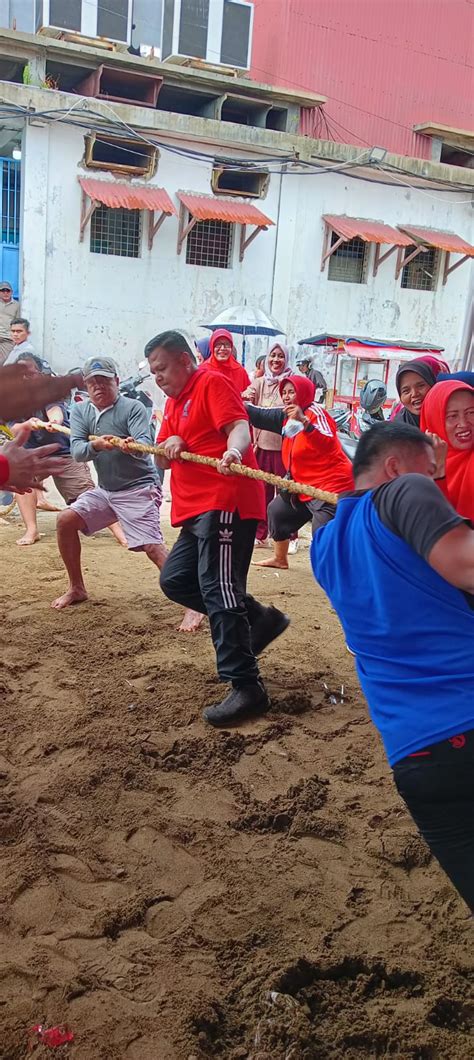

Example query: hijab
[279,373,316,411]
[209,329,238,374]
[196,337,211,361]
[438,370,474,388]
[395,359,439,426]
[420,380,474,521]
[205,328,250,390]
[264,343,292,383]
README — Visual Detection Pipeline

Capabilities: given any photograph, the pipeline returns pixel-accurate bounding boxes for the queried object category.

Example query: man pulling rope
[144,330,291,727]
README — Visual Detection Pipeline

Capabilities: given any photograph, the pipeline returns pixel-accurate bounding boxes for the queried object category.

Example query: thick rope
[32,421,338,504]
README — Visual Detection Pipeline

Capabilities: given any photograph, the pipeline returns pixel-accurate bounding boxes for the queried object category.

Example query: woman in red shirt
[246,375,354,568]
[201,328,250,393]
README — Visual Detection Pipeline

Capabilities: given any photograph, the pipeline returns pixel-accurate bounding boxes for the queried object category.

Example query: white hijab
[264,343,292,383]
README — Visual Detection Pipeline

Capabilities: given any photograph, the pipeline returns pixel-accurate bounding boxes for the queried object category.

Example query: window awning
[397,225,474,256]
[323,215,412,246]
[178,192,273,227]
[321,214,413,276]
[397,225,474,285]
[78,177,176,249]
[177,192,274,261]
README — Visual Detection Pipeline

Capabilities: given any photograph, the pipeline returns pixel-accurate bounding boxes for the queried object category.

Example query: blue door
[1,157,20,296]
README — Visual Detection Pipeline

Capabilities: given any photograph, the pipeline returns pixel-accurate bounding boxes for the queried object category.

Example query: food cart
[298,333,446,425]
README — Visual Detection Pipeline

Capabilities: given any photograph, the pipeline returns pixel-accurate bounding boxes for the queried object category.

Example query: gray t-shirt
[70,395,158,492]
[371,474,473,608]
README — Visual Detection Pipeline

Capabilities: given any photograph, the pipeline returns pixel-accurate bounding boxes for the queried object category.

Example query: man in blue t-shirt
[311,422,474,911]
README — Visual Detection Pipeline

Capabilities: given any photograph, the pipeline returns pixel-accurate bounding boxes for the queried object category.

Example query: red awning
[79,177,176,214]
[398,225,474,256]
[323,214,412,246]
[178,192,273,227]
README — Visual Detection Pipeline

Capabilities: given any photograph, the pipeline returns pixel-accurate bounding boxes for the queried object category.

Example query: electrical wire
[0,97,472,199]
[21,0,474,162]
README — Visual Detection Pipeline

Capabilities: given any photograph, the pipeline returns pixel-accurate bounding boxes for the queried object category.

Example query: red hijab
[203,328,250,392]
[279,374,316,410]
[420,380,474,521]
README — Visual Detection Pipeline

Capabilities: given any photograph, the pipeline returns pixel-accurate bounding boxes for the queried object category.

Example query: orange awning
[398,225,474,256]
[79,177,176,214]
[323,214,413,246]
[178,192,273,227]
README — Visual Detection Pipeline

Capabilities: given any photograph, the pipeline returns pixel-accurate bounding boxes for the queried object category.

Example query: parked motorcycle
[356,380,387,434]
[329,405,352,434]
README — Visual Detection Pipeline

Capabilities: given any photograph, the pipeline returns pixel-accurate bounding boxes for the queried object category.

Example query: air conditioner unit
[161,0,254,70]
[35,0,133,46]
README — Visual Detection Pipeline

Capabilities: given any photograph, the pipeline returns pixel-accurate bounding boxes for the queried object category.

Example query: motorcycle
[329,405,352,434]
[118,371,154,423]
[356,380,388,435]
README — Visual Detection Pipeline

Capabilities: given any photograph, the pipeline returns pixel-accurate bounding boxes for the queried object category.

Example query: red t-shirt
[281,403,354,501]
[157,367,265,526]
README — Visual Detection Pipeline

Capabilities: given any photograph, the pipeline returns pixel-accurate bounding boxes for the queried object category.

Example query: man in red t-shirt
[145,330,290,727]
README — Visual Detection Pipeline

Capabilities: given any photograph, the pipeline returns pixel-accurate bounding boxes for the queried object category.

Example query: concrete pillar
[431,136,443,162]
[26,52,47,86]
[20,121,50,352]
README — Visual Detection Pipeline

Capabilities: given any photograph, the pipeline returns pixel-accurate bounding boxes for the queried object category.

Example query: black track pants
[160,510,265,686]
[393,729,474,911]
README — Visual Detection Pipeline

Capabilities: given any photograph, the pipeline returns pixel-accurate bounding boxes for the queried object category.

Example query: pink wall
[250,0,473,158]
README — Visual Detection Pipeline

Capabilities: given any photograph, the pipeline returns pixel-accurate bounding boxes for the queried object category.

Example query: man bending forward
[51,355,200,631]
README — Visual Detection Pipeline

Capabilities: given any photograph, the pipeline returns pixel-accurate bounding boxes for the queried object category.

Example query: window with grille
[90,205,141,257]
[327,233,369,283]
[186,215,233,268]
[401,247,439,291]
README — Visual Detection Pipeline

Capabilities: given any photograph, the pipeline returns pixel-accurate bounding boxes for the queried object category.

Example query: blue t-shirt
[311,475,474,766]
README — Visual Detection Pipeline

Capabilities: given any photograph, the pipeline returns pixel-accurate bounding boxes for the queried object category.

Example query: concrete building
[0,26,472,385]
[251,0,474,164]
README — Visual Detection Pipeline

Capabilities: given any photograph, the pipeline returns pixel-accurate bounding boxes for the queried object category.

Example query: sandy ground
[0,498,472,1060]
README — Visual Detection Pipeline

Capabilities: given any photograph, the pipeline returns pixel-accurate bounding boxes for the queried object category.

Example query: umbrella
[201,304,285,364]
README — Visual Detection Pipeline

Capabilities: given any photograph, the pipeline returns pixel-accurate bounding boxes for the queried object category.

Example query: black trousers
[268,493,336,540]
[393,729,474,911]
[160,510,264,686]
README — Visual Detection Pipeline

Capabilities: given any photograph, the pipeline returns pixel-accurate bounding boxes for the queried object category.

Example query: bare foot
[16,532,41,546]
[253,555,289,569]
[178,609,205,632]
[51,587,88,610]
[37,500,62,512]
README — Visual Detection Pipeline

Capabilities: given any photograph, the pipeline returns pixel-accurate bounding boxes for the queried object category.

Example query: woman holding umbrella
[201,329,250,392]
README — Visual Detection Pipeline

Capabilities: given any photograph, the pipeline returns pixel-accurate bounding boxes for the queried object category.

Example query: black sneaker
[250,605,290,656]
[203,680,270,728]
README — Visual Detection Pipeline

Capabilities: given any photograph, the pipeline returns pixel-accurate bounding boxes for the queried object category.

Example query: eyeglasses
[0,287,11,292]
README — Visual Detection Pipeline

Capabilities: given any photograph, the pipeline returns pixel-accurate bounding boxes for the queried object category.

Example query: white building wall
[275,171,473,358]
[20,120,473,381]
[21,122,280,374]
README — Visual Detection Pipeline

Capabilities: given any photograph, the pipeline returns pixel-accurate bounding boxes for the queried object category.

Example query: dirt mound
[233,775,329,835]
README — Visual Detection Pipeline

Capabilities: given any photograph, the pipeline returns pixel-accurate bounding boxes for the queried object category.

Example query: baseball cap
[82,355,118,379]
[0,279,12,291]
